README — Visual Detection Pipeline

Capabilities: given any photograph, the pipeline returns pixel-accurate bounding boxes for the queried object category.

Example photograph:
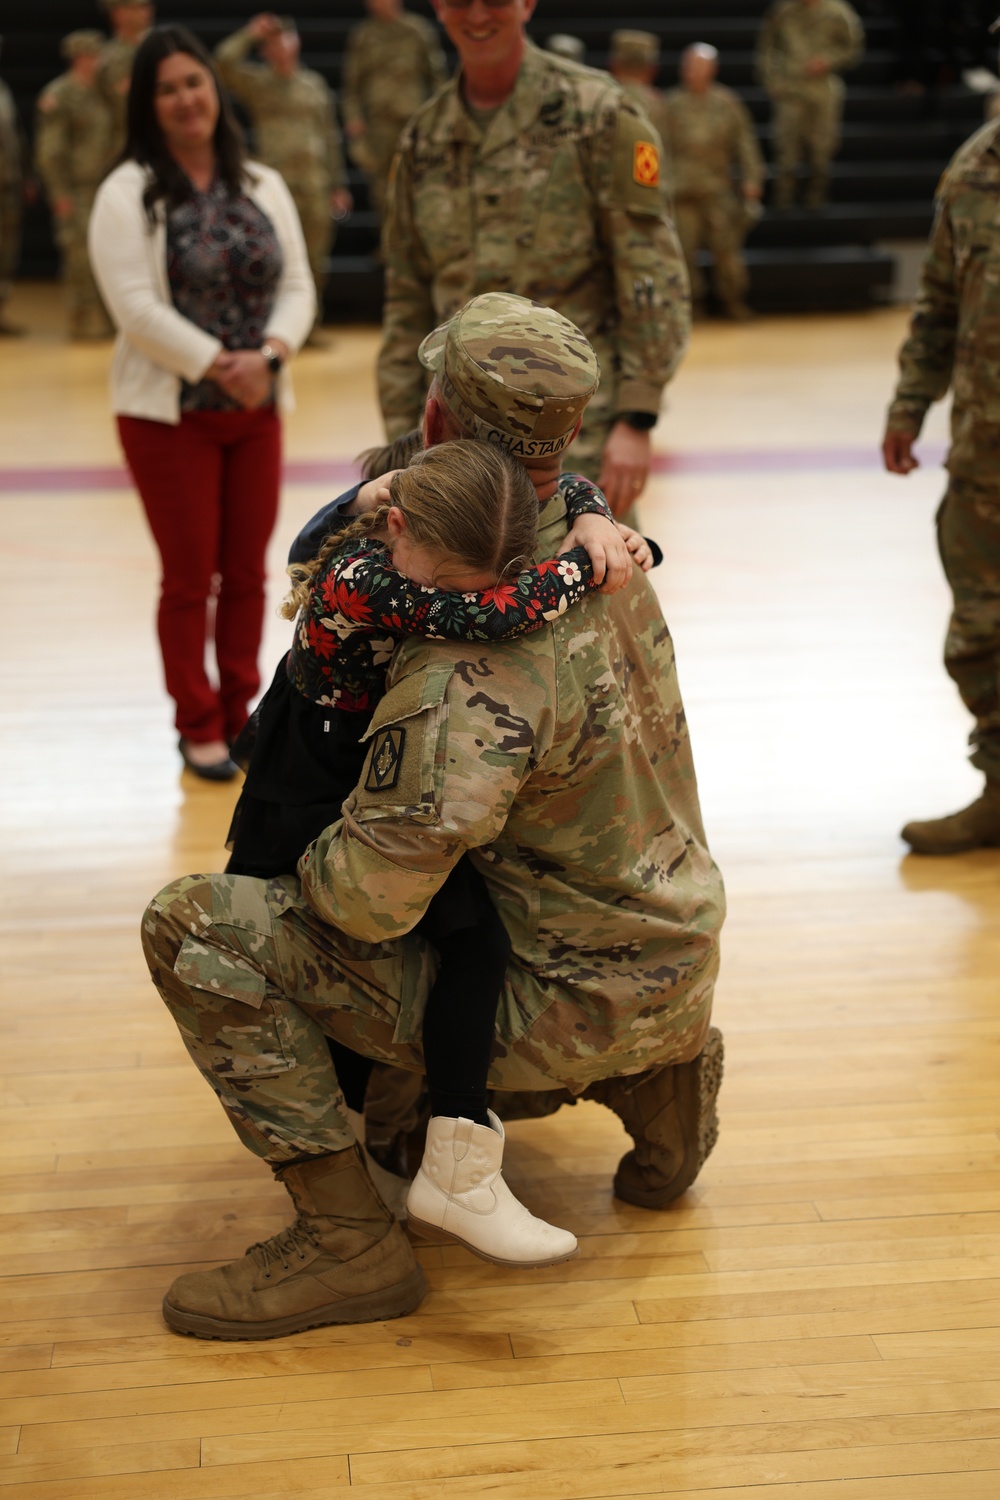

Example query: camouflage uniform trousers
[0,181,21,301]
[143,872,642,1166]
[54,188,108,331]
[772,81,843,190]
[286,181,334,318]
[673,193,749,308]
[937,475,1000,784]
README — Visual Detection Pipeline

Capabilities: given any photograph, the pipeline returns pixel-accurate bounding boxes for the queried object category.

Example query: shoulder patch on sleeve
[366,727,405,791]
[607,103,667,217]
[633,139,660,187]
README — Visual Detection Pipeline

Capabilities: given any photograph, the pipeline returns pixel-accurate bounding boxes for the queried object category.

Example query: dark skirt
[226,654,368,878]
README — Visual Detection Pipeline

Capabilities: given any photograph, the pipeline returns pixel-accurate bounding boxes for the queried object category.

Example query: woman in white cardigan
[89,25,315,779]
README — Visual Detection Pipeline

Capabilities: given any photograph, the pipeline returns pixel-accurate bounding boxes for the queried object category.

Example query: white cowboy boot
[406,1110,578,1267]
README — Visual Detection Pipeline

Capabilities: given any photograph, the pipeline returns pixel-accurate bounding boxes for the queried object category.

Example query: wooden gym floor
[0,282,998,1498]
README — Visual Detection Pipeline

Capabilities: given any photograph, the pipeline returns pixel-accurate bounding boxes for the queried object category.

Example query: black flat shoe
[178,737,240,782]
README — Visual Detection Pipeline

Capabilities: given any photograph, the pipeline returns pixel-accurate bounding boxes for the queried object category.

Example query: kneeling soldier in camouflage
[143,293,726,1339]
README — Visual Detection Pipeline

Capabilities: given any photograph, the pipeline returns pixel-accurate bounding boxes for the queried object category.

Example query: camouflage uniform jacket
[215,29,347,193]
[377,40,690,438]
[35,74,114,199]
[341,12,447,135]
[299,487,724,1081]
[756,0,864,97]
[0,77,21,188]
[887,119,1000,482]
[663,85,764,200]
[98,37,140,153]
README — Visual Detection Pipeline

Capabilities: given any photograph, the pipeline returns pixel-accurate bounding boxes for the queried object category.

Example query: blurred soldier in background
[663,43,764,322]
[881,19,1000,855]
[756,0,864,210]
[378,0,690,516]
[341,0,446,227]
[607,31,670,172]
[216,13,352,336]
[98,0,155,157]
[545,35,586,65]
[36,31,114,339]
[0,35,25,335]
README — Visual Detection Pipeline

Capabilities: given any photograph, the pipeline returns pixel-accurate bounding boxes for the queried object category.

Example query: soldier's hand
[616,523,654,572]
[805,56,829,77]
[561,512,633,593]
[743,182,763,201]
[346,120,366,140]
[882,430,919,475]
[52,195,75,219]
[248,13,282,40]
[599,422,652,518]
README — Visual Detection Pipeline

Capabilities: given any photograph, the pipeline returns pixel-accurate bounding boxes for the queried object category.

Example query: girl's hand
[560,511,633,593]
[353,468,403,514]
[616,522,654,572]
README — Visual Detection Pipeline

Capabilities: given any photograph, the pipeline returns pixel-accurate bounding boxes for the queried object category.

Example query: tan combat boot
[901,781,1000,855]
[586,1027,724,1209]
[162,1145,426,1339]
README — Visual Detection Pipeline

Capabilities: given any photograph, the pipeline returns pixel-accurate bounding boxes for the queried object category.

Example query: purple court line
[0,443,947,495]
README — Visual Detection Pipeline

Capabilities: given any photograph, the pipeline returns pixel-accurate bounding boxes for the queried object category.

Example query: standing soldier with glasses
[663,44,764,322]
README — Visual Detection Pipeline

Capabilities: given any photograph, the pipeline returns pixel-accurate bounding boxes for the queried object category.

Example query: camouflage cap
[610,30,660,66]
[546,34,586,64]
[418,294,600,460]
[62,29,105,59]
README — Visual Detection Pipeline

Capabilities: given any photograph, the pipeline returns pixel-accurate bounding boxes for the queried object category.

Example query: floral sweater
[288,473,612,713]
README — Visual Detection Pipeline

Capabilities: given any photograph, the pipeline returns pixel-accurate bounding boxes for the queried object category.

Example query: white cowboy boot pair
[406,1109,578,1267]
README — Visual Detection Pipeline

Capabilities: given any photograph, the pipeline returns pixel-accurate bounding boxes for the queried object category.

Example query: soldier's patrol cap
[418,294,601,460]
[546,34,586,64]
[610,30,660,67]
[62,29,105,59]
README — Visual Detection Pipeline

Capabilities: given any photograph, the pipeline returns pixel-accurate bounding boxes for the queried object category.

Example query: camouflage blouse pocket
[174,934,298,1079]
[356,661,455,823]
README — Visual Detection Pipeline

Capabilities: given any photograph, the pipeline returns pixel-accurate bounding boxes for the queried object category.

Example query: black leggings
[332,856,510,1127]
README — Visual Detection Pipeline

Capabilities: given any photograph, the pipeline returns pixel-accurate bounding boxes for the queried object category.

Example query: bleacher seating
[1,0,988,318]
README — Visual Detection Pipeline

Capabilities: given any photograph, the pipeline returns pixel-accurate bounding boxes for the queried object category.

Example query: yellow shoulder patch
[633,140,660,188]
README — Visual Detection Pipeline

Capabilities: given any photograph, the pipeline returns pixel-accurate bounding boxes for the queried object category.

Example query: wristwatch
[260,342,284,375]
[617,411,657,432]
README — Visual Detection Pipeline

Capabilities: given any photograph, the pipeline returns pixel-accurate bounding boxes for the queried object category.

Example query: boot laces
[246,1219,320,1279]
